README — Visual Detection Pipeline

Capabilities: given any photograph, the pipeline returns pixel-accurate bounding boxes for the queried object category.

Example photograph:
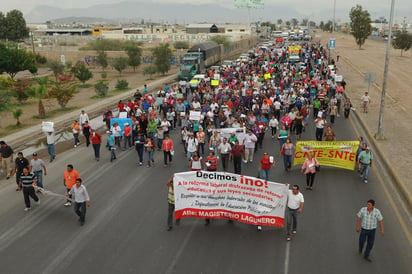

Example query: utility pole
[376,0,395,140]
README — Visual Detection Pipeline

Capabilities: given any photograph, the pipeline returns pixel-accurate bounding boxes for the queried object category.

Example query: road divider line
[284,241,290,274]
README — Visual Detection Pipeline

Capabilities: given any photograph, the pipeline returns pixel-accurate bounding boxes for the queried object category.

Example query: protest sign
[189,111,201,121]
[293,140,359,170]
[174,171,288,227]
[41,121,54,132]
[110,118,132,136]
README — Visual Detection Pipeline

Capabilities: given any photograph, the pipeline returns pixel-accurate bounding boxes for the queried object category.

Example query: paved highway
[0,113,410,274]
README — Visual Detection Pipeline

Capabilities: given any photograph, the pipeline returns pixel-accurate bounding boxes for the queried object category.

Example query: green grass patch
[109,88,129,94]
[79,84,92,88]
[5,124,24,130]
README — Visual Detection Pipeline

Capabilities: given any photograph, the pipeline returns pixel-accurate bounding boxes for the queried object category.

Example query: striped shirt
[20,172,37,188]
[357,207,383,230]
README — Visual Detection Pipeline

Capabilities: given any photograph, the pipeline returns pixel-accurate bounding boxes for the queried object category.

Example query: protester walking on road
[286,185,304,241]
[45,131,56,162]
[301,153,319,190]
[205,151,217,171]
[108,131,116,162]
[81,121,92,147]
[218,137,231,172]
[90,129,102,161]
[189,151,203,171]
[135,132,145,166]
[344,98,353,118]
[314,116,327,141]
[229,140,245,175]
[145,137,156,168]
[323,125,336,141]
[258,152,276,181]
[358,147,373,184]
[277,125,289,150]
[0,140,14,179]
[281,138,295,173]
[71,120,81,147]
[356,199,384,262]
[243,130,257,163]
[162,134,174,167]
[63,164,80,206]
[123,123,133,150]
[29,152,47,189]
[14,152,29,191]
[68,178,90,226]
[18,166,40,211]
[167,175,179,231]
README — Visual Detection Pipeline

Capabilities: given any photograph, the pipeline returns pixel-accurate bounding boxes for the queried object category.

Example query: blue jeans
[123,136,132,149]
[147,150,154,166]
[360,163,371,181]
[261,169,270,181]
[93,143,100,159]
[187,151,195,161]
[359,228,376,258]
[283,155,293,171]
[109,146,116,161]
[47,144,55,162]
[279,138,286,150]
[33,171,43,188]
[74,201,87,223]
[73,133,80,146]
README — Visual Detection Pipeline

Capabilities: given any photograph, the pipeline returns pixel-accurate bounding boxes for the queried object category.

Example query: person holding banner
[301,153,320,190]
[205,151,217,171]
[189,151,203,171]
[167,175,179,231]
[258,152,276,181]
[286,185,304,241]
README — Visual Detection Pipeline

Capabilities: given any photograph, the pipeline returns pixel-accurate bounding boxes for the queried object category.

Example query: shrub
[35,54,47,64]
[94,81,109,97]
[115,79,129,89]
[101,71,107,79]
[12,78,31,103]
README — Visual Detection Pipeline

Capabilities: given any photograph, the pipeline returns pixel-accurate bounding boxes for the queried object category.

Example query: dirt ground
[0,65,179,134]
[320,32,412,193]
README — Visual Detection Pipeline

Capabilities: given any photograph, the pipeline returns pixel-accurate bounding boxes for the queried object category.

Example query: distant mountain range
[25,1,410,25]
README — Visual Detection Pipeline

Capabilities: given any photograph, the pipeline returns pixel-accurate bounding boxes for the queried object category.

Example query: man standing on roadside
[29,152,47,189]
[358,147,373,184]
[0,140,14,179]
[63,164,80,207]
[14,152,29,191]
[361,91,371,113]
[286,185,304,241]
[356,199,384,262]
[69,178,90,226]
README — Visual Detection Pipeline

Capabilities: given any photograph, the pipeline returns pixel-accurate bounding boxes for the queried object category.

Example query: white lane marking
[284,241,291,274]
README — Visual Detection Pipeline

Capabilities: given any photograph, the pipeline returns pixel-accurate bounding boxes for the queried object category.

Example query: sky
[1,0,411,22]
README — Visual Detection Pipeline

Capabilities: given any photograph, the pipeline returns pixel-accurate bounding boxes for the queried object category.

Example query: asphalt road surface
[0,112,411,274]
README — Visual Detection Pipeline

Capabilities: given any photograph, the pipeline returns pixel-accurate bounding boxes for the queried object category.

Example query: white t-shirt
[244,133,257,149]
[361,95,371,102]
[186,138,198,152]
[218,143,231,154]
[274,101,281,110]
[287,190,304,210]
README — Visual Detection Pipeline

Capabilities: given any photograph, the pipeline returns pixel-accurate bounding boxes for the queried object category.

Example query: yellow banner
[293,141,359,170]
[211,79,219,86]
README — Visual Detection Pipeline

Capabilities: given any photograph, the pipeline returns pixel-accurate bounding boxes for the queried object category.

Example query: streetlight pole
[332,0,336,33]
[375,0,395,140]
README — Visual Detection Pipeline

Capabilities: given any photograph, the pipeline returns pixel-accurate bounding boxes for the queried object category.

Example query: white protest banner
[189,111,201,121]
[174,171,289,227]
[214,127,246,144]
[41,121,54,132]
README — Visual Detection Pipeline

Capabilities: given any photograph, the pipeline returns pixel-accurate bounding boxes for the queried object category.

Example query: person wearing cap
[90,129,102,161]
[358,147,373,184]
[14,152,29,191]
[0,140,14,179]
[29,153,47,189]
[123,123,133,150]
[79,110,89,127]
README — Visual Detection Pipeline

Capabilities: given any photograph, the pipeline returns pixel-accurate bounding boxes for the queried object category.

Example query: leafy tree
[0,43,37,79]
[49,60,65,80]
[12,108,22,126]
[97,51,108,71]
[173,41,189,49]
[73,63,93,84]
[320,21,325,30]
[112,57,128,75]
[5,9,29,41]
[323,21,333,32]
[115,79,129,89]
[0,12,6,40]
[291,18,299,27]
[277,19,283,26]
[143,65,157,78]
[392,31,412,56]
[301,19,308,26]
[209,36,230,48]
[151,44,172,75]
[350,5,372,49]
[47,73,77,108]
[94,81,109,97]
[126,45,142,72]
[0,90,11,113]
[28,77,48,118]
[12,78,30,103]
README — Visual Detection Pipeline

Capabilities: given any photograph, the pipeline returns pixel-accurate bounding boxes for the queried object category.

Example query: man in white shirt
[286,185,304,241]
[218,137,232,172]
[68,178,90,226]
[45,131,55,162]
[243,130,257,163]
[79,110,89,126]
[361,92,371,113]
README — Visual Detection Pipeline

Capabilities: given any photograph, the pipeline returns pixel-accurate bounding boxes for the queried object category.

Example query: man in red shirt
[89,129,102,161]
[229,140,245,174]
